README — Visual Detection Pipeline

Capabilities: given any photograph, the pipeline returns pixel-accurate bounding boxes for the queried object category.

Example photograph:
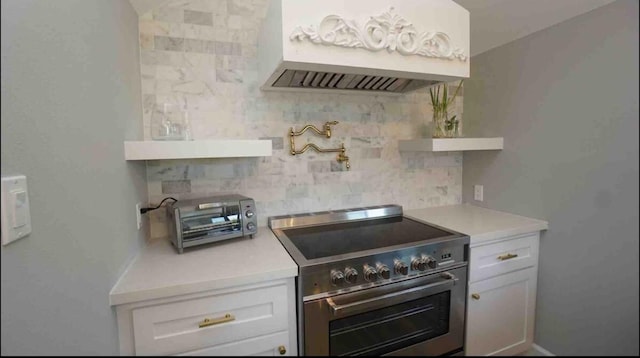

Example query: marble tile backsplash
[139,0,464,239]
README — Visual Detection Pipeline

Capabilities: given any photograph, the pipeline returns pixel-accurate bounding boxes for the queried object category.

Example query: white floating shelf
[398,137,504,152]
[124,140,272,160]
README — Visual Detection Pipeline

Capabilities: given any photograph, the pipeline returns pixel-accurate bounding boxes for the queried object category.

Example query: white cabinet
[115,278,297,356]
[466,267,537,356]
[465,232,540,356]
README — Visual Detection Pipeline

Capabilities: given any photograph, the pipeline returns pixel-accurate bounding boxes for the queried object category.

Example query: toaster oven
[166,194,257,253]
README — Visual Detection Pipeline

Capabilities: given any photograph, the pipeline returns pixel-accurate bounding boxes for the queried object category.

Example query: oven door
[303,265,467,356]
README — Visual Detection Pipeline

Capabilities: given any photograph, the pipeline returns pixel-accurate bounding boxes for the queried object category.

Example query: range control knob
[423,255,437,269]
[394,260,409,275]
[376,263,391,279]
[363,264,378,282]
[245,210,254,218]
[246,222,256,231]
[411,256,427,271]
[330,270,345,286]
[344,267,358,284]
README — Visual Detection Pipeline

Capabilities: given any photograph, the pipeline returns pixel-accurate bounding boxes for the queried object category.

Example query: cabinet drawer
[132,282,289,355]
[176,330,290,356]
[469,233,539,282]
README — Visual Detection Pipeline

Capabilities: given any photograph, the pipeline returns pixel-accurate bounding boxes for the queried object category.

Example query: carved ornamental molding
[289,7,467,61]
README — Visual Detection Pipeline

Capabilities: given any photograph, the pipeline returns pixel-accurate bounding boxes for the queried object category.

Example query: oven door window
[329,291,450,356]
[181,205,241,240]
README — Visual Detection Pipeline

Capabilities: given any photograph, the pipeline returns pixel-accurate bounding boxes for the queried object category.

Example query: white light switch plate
[474,185,484,202]
[1,175,32,245]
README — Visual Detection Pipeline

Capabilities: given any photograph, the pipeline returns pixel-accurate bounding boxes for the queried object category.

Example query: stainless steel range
[269,205,470,356]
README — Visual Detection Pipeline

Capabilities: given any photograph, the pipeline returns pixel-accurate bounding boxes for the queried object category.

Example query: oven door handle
[326,272,459,316]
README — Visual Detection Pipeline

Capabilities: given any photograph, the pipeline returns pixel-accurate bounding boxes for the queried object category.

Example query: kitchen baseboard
[531,343,555,356]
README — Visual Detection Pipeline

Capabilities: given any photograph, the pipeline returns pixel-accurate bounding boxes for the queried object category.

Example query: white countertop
[109,228,298,306]
[405,204,548,246]
[110,205,547,305]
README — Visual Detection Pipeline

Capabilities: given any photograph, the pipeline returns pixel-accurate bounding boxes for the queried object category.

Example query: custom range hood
[258,0,469,95]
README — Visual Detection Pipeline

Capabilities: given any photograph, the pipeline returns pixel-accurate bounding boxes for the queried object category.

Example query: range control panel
[301,241,468,299]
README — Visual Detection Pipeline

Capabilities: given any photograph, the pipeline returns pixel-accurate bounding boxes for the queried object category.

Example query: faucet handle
[324,121,339,138]
[337,152,350,170]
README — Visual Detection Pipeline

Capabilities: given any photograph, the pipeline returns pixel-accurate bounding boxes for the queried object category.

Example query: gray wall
[462,0,638,355]
[1,0,147,355]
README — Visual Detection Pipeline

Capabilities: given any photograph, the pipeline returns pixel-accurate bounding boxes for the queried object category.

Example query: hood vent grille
[273,70,437,93]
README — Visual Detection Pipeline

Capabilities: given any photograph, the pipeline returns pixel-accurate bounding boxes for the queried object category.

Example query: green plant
[429,80,463,137]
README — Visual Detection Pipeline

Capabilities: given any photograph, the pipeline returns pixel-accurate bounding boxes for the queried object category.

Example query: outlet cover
[474,185,484,202]
[136,203,142,230]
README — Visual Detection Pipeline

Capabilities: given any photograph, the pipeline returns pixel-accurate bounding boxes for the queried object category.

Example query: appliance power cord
[140,197,178,214]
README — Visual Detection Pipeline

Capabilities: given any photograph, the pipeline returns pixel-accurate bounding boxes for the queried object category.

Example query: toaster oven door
[180,204,242,243]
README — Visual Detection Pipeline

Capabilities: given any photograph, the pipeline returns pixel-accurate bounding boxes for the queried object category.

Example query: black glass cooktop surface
[281,216,454,260]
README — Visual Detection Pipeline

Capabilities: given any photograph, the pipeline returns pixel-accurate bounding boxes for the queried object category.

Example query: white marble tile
[184,9,213,26]
[138,0,465,239]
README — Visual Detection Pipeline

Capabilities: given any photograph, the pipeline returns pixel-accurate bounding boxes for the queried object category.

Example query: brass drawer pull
[198,313,235,328]
[497,253,518,261]
[278,345,287,355]
[471,293,480,300]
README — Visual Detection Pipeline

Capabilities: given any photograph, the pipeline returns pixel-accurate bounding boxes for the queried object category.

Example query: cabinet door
[465,268,537,356]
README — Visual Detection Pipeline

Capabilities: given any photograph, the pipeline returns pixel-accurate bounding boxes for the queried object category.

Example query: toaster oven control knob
[394,260,409,275]
[376,264,391,279]
[423,255,437,269]
[330,270,345,286]
[411,257,427,271]
[246,222,256,231]
[363,265,378,282]
[344,267,358,283]
[245,210,254,218]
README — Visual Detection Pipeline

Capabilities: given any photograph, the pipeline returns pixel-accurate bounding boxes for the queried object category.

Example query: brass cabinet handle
[198,313,235,328]
[278,345,287,355]
[471,293,480,300]
[497,253,518,261]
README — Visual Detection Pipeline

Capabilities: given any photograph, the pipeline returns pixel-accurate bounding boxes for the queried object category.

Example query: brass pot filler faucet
[289,121,350,170]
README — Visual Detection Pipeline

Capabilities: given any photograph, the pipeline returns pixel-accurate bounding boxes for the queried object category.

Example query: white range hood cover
[258,0,470,95]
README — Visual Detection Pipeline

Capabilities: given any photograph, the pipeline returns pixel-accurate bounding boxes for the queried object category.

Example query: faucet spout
[290,121,339,138]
